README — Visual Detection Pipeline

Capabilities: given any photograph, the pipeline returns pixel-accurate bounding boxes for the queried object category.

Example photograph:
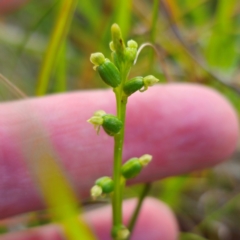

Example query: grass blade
[36,0,77,96]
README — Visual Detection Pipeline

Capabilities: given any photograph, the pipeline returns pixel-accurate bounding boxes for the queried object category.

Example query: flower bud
[87,112,122,136]
[125,40,138,63]
[102,114,123,136]
[121,154,152,179]
[90,52,121,88]
[121,158,142,179]
[123,76,144,96]
[95,176,114,194]
[97,59,121,88]
[111,23,125,55]
[111,225,130,240]
[127,39,138,49]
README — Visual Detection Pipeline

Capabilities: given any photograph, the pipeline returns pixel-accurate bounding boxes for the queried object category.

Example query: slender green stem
[112,88,127,227]
[112,65,129,238]
[127,183,151,238]
[54,41,67,92]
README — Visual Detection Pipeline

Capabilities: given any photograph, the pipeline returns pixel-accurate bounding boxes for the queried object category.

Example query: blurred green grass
[0,0,240,239]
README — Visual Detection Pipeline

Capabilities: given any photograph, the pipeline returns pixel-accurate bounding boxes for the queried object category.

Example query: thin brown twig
[0,73,28,99]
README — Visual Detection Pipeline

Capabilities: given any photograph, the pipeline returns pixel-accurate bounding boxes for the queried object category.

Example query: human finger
[0,198,178,240]
[0,84,238,218]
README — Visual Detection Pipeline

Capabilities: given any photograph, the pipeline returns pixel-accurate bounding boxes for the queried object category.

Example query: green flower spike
[91,176,114,198]
[87,110,123,136]
[90,52,121,88]
[121,154,153,179]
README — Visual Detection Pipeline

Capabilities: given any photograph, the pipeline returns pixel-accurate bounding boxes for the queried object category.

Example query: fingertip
[85,197,178,240]
[125,83,239,181]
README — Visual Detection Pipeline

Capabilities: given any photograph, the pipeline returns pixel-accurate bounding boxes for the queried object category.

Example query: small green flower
[90,176,114,198]
[87,111,123,136]
[121,154,152,179]
[125,40,138,63]
[90,53,121,88]
[95,176,114,194]
[123,76,144,96]
[102,114,123,136]
[121,157,142,179]
[123,75,159,96]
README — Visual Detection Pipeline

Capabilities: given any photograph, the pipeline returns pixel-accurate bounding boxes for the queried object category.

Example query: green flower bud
[90,52,121,88]
[87,111,122,136]
[124,39,138,64]
[95,176,114,194]
[111,23,125,55]
[123,76,144,96]
[97,59,121,88]
[102,114,123,136]
[140,75,159,92]
[121,158,142,179]
[127,39,138,49]
[111,225,130,240]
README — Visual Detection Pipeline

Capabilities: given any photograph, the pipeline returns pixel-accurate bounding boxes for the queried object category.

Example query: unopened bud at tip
[127,39,138,49]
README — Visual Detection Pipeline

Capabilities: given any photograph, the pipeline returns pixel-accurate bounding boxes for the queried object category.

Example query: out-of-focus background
[0,0,240,239]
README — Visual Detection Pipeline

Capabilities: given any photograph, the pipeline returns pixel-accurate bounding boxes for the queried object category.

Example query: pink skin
[0,84,238,239]
[0,198,178,240]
